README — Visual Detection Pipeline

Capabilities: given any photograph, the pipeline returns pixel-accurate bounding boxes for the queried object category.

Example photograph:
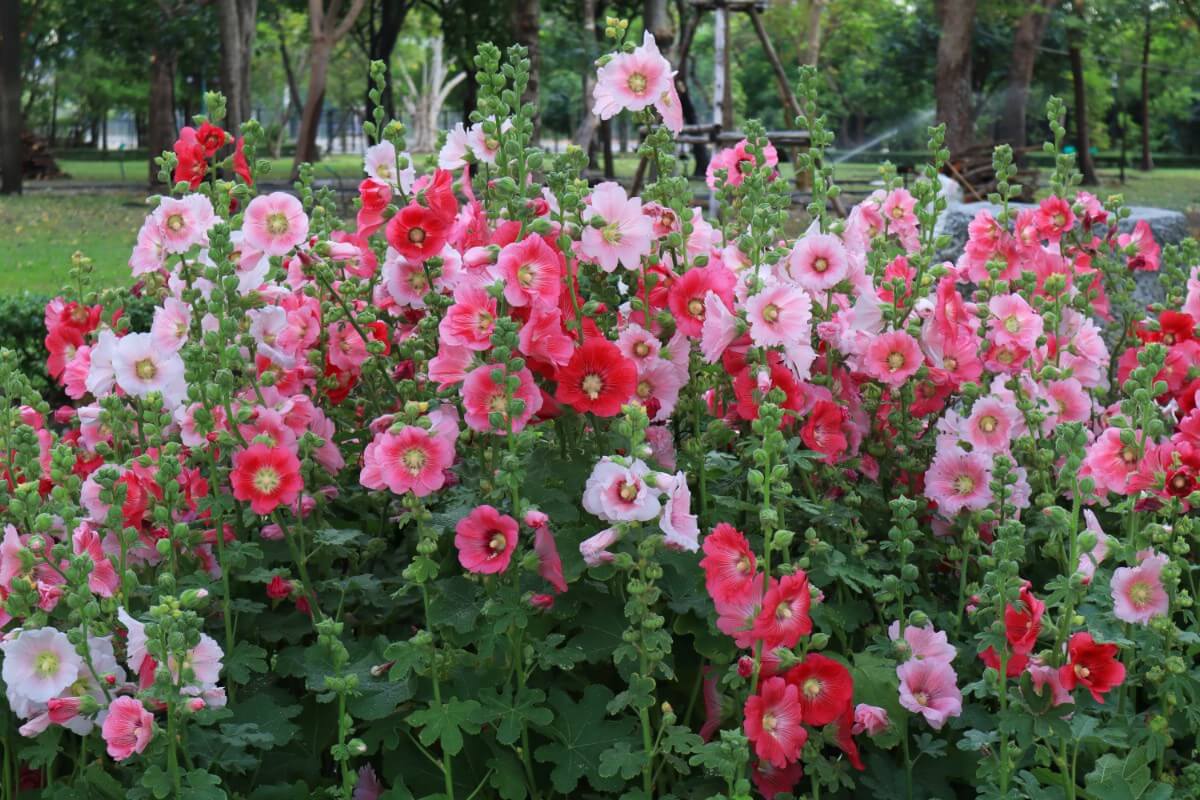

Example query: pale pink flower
[243,192,309,257]
[851,704,889,736]
[438,123,471,169]
[580,527,622,566]
[150,298,191,354]
[888,621,957,665]
[788,233,849,292]
[1042,378,1091,431]
[1027,660,1073,706]
[364,141,414,193]
[1111,552,1169,624]
[591,32,672,119]
[964,397,1016,454]
[897,659,962,730]
[582,457,661,523]
[1077,509,1109,584]
[101,696,154,761]
[658,472,699,552]
[987,294,1043,352]
[0,627,82,703]
[579,182,653,272]
[746,284,812,349]
[634,358,685,421]
[467,119,512,165]
[700,292,740,364]
[925,448,993,515]
[616,323,662,364]
[155,195,215,254]
[864,330,923,388]
[130,216,167,275]
[112,332,187,408]
[498,235,562,308]
[645,425,677,470]
[439,284,498,351]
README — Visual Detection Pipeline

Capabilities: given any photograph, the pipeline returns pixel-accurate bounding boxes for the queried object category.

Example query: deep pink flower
[460,364,542,434]
[668,265,737,338]
[455,505,518,575]
[701,523,757,604]
[852,704,889,736]
[863,330,923,388]
[439,284,498,351]
[363,425,455,497]
[518,304,575,368]
[102,696,155,761]
[964,397,1016,454]
[498,236,562,308]
[744,677,807,769]
[230,444,303,515]
[751,572,813,649]
[925,448,993,515]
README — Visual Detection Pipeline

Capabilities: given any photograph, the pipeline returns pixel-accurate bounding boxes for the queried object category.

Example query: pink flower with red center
[701,523,757,604]
[101,696,155,761]
[454,505,518,575]
[460,364,543,435]
[964,397,1016,454]
[746,283,812,349]
[788,233,849,292]
[987,293,1043,352]
[863,330,923,388]
[925,447,993,515]
[363,425,455,497]
[582,457,661,522]
[668,265,737,338]
[751,571,813,649]
[230,444,303,515]
[1081,427,1141,496]
[243,192,309,256]
[784,653,854,726]
[1117,219,1161,272]
[1059,632,1125,703]
[591,32,673,119]
[744,677,807,769]
[498,235,562,308]
[555,337,637,417]
[439,284,498,351]
[1111,552,1169,624]
[1034,195,1076,241]
[518,304,575,368]
[579,182,653,272]
[897,659,962,730]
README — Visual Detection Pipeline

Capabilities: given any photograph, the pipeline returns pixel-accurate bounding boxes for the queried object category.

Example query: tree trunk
[514,0,540,141]
[0,0,21,195]
[997,0,1053,160]
[1067,0,1098,184]
[573,0,600,152]
[644,0,675,47]
[148,49,178,186]
[804,0,825,67]
[294,39,332,169]
[365,0,409,123]
[934,0,976,157]
[1139,3,1153,171]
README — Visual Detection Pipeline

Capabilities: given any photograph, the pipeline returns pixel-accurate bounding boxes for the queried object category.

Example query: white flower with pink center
[582,457,661,523]
[0,627,83,704]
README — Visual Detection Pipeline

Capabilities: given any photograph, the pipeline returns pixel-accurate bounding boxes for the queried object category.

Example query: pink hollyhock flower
[987,294,1043,352]
[461,364,542,435]
[897,659,962,730]
[73,525,118,598]
[852,704,889,735]
[1042,378,1090,431]
[466,118,512,165]
[580,527,622,566]
[112,332,187,409]
[668,265,737,338]
[155,195,215,254]
[801,400,848,463]
[1034,195,1075,241]
[881,188,917,229]
[1081,428,1140,496]
[1111,552,1169,624]
[700,292,740,364]
[439,284,498,351]
[438,122,471,169]
[887,621,957,665]
[364,141,414,193]
[130,216,168,275]
[616,323,662,364]
[926,448,993,515]
[0,628,82,704]
[498,235,562,308]
[230,444,303,515]
[365,426,455,497]
[658,472,699,552]
[744,677,807,770]
[1117,219,1161,272]
[243,192,309,256]
[150,297,191,354]
[751,572,813,649]
[701,523,757,604]
[654,75,683,134]
[1027,660,1073,707]
[101,696,154,761]
[531,521,568,594]
[746,284,812,349]
[579,182,653,272]
[591,32,673,119]
[518,304,575,368]
[788,233,849,292]
[964,397,1016,454]
[645,424,677,470]
[715,574,764,649]
[863,330,923,388]
[353,765,385,800]
[327,322,369,373]
[785,653,854,727]
[455,505,518,575]
[1077,509,1109,583]
[582,457,661,522]
[429,344,474,390]
[634,358,685,421]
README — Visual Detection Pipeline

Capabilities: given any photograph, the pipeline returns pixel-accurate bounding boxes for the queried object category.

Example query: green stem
[422,585,455,800]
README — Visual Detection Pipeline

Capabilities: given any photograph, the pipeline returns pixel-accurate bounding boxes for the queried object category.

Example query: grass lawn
[55,153,368,185]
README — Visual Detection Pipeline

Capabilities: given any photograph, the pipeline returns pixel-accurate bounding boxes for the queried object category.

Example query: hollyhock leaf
[607,674,657,714]
[598,741,648,780]
[181,769,226,800]
[313,527,366,554]
[406,698,483,757]
[225,642,269,684]
[569,604,628,663]
[533,686,637,794]
[1084,751,1172,800]
[671,612,731,663]
[531,634,587,671]
[480,685,554,746]
[345,645,417,721]
[383,639,429,682]
[228,691,302,748]
[428,576,483,634]
[142,766,174,800]
[486,752,529,800]
[957,729,999,753]
[81,764,127,800]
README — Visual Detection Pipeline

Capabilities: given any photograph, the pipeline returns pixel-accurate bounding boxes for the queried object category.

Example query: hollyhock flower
[243,193,309,256]
[633,358,685,421]
[230,444,303,515]
[1077,509,1109,583]
[888,622,957,665]
[701,523,757,604]
[669,265,737,338]
[579,182,653,272]
[582,457,661,523]
[580,527,621,566]
[746,284,812,348]
[925,448,993,515]
[365,426,455,497]
[155,194,215,254]
[498,235,562,308]
[591,32,673,119]
[1005,584,1045,655]
[964,397,1016,454]
[364,141,414,192]
[460,364,542,434]
[897,659,962,730]
[715,574,765,649]
[1,627,81,707]
[863,330,923,388]
[439,285,498,351]
[658,472,699,552]
[112,332,187,408]
[1027,660,1073,706]
[555,338,637,417]
[1081,428,1141,496]
[852,704,889,736]
[353,765,384,800]
[531,522,568,594]
[801,401,848,463]
[881,188,917,229]
[785,654,853,726]
[518,305,575,368]
[173,127,207,187]
[751,572,813,649]
[751,759,804,800]
[73,525,118,598]
[987,294,1043,352]
[386,203,451,262]
[788,233,849,292]
[744,677,807,769]
[1059,632,1125,703]
[1034,195,1075,241]
[101,696,154,761]
[1117,219,1160,271]
[700,292,740,363]
[429,344,474,390]
[1111,553,1169,624]
[465,118,513,165]
[150,298,191,355]
[455,505,518,575]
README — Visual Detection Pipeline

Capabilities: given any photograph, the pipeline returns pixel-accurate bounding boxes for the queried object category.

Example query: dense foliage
[3,29,1200,800]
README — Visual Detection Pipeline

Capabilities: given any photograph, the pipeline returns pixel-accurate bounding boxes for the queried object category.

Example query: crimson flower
[784,653,854,727]
[554,337,637,417]
[230,444,303,515]
[386,203,450,262]
[1058,632,1125,703]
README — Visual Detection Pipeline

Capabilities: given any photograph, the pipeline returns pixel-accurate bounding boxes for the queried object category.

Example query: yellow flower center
[602,223,623,245]
[762,304,780,323]
[737,556,752,575]
[582,374,604,400]
[687,298,704,317]
[979,415,997,433]
[1004,315,1020,334]
[619,481,639,501]
[253,466,281,494]
[402,448,426,476]
[408,227,426,244]
[627,72,648,95]
[886,352,906,371]
[954,475,975,495]
[914,691,930,706]
[517,264,534,287]
[775,602,793,621]
[637,380,652,399]
[135,358,158,381]
[1130,581,1152,606]
[266,212,290,235]
[35,651,60,678]
[166,213,185,232]
[489,533,508,552]
[803,678,822,699]
[812,257,829,273]
[634,342,650,358]
[1074,664,1090,679]
[943,357,958,371]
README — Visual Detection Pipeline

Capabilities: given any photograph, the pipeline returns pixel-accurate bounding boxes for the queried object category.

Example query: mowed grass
[54,154,379,186]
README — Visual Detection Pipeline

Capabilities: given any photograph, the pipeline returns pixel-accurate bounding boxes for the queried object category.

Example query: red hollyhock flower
[173,128,207,189]
[751,572,813,649]
[357,178,392,236]
[834,702,865,771]
[195,122,228,157]
[700,523,757,605]
[667,264,736,337]
[801,401,848,462]
[751,759,803,800]
[1005,583,1044,654]
[421,168,459,223]
[732,352,806,424]
[784,653,854,727]
[744,677,807,769]
[978,646,1029,677]
[554,337,637,417]
[266,575,293,600]
[1158,310,1195,346]
[233,136,253,185]
[386,203,450,262]
[230,444,303,515]
[1058,632,1125,703]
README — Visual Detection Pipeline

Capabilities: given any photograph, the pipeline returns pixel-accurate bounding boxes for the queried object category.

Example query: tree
[1138,0,1152,170]
[804,0,826,67]
[397,35,466,151]
[218,0,259,134]
[293,0,368,174]
[0,0,20,194]
[354,0,414,122]
[997,0,1055,158]
[514,0,541,138]
[1066,0,1098,184]
[934,0,977,157]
